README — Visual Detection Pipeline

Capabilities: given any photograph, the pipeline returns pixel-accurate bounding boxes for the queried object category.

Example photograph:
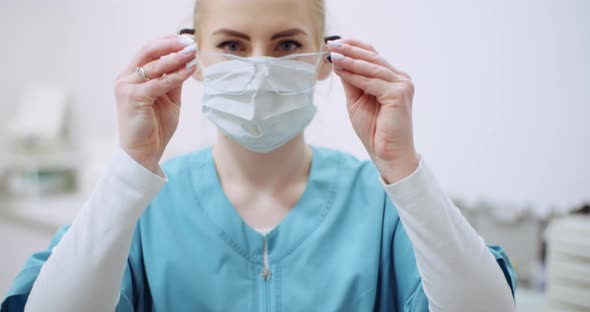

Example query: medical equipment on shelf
[7,83,70,151]
[546,215,590,311]
[1,83,78,197]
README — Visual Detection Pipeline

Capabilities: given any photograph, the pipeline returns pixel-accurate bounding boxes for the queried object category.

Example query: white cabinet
[0,196,82,297]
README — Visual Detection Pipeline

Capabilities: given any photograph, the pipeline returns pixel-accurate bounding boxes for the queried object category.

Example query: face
[194,0,332,80]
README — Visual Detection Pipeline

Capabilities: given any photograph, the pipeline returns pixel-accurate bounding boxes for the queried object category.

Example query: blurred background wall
[0,0,589,310]
[1,0,588,207]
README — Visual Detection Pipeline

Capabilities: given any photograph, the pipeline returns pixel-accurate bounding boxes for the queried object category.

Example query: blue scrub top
[2,147,516,311]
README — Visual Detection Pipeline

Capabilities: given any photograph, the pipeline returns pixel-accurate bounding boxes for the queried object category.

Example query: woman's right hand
[114,35,198,174]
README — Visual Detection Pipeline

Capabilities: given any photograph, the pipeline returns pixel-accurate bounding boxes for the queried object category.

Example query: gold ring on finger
[136,66,151,82]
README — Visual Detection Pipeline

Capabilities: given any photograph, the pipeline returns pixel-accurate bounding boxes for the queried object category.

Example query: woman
[2,0,516,311]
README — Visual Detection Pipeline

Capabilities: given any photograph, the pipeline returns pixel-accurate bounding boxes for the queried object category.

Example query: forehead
[199,0,316,35]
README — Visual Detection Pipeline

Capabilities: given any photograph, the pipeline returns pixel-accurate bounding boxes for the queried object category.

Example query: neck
[212,132,312,189]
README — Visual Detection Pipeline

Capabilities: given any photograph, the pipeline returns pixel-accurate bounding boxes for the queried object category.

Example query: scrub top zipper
[262,236,271,311]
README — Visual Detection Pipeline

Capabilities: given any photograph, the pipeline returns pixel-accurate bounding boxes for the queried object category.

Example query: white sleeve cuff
[378,158,515,311]
[110,147,168,192]
[25,148,169,312]
[378,157,436,208]
[92,147,168,222]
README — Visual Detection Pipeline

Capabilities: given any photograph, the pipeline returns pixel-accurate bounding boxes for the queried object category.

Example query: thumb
[335,68,364,105]
[169,85,183,106]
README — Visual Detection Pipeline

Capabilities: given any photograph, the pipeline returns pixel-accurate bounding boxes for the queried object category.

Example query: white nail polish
[178,35,194,45]
[182,43,197,54]
[186,58,198,69]
[330,52,345,61]
[327,39,343,48]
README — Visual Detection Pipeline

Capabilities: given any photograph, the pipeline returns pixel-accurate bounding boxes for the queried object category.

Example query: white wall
[1,0,589,208]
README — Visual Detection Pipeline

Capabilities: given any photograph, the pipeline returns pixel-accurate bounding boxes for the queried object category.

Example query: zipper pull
[262,237,271,281]
[261,269,272,281]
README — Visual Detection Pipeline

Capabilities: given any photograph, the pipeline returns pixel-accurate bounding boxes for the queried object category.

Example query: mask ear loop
[179,29,229,94]
[316,35,341,99]
[307,37,337,90]
[265,52,328,96]
[198,51,258,96]
[182,28,339,95]
[206,52,325,96]
[180,29,340,64]
[267,50,332,95]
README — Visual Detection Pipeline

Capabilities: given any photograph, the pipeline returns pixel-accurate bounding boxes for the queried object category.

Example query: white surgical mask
[200,52,325,153]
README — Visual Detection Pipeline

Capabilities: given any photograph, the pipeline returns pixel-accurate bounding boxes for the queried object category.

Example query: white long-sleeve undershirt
[382,160,515,311]
[24,148,514,312]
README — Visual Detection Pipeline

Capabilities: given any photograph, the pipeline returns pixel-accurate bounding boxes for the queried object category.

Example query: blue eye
[217,40,245,53]
[277,40,303,52]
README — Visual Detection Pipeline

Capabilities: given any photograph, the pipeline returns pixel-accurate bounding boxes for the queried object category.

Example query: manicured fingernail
[186,58,198,69]
[330,52,345,61]
[182,43,197,54]
[327,39,343,48]
[178,35,194,45]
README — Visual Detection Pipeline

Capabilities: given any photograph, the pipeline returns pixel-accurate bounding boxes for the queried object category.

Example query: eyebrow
[211,28,308,41]
[270,28,308,40]
[212,29,251,40]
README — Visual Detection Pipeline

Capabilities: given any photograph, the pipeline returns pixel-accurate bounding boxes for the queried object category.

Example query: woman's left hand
[328,39,420,184]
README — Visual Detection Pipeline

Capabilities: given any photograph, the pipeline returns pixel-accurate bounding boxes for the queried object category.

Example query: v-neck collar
[190,146,339,264]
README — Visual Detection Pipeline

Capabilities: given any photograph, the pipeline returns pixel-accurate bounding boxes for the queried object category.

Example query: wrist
[123,148,162,175]
[377,151,420,185]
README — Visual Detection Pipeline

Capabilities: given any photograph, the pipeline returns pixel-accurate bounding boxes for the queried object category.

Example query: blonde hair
[193,0,326,45]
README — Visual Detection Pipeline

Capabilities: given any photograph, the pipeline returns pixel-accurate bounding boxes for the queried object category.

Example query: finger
[126,34,195,73]
[328,39,394,72]
[330,39,411,80]
[330,52,402,83]
[340,38,378,53]
[126,45,197,84]
[334,67,392,99]
[138,64,197,101]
